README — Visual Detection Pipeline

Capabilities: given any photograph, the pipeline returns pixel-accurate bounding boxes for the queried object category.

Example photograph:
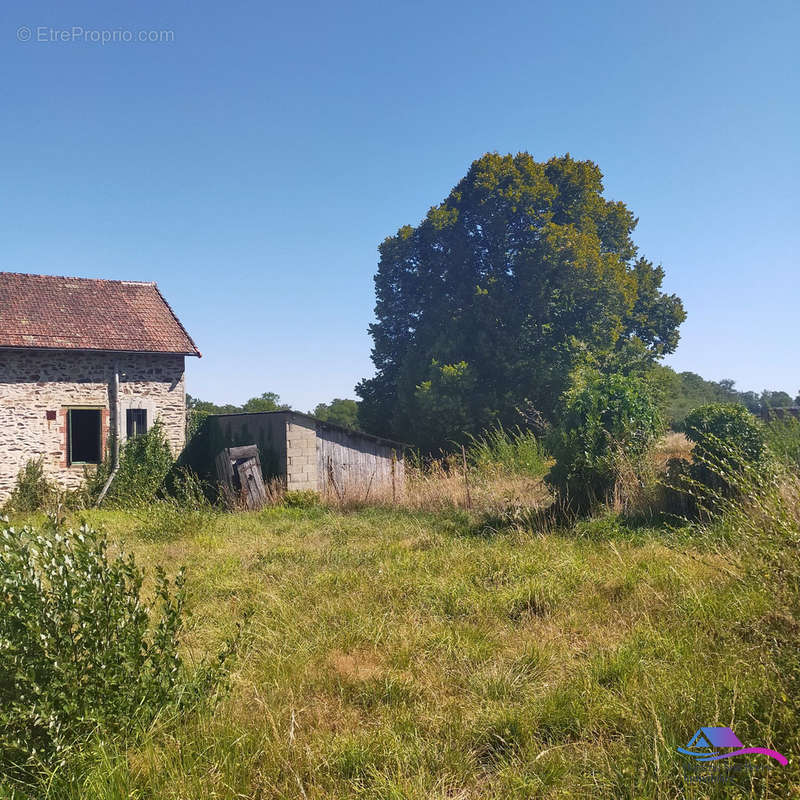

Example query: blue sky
[2,1,798,410]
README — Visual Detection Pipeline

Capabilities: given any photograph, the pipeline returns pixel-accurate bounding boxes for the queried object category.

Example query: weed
[465,425,549,478]
[284,489,320,509]
[2,459,56,513]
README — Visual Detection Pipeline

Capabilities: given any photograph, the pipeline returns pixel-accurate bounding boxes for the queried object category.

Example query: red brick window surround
[62,407,109,466]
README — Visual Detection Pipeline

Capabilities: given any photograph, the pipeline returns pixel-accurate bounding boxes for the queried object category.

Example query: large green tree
[357,153,686,449]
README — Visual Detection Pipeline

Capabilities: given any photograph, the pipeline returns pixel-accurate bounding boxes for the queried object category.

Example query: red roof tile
[0,272,200,356]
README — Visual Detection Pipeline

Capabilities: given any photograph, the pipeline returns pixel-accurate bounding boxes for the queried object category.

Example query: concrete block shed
[185,411,407,495]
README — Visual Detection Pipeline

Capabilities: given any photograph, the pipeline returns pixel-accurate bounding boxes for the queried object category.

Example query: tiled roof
[0,272,200,356]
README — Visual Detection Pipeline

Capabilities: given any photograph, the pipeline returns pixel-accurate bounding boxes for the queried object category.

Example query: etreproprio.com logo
[678,726,786,765]
[17,26,174,45]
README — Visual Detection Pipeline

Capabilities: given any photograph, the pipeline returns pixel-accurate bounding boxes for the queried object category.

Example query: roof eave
[0,344,200,357]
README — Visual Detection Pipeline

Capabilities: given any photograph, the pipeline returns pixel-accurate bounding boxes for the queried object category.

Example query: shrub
[3,459,56,513]
[684,403,766,465]
[105,423,175,507]
[682,403,767,502]
[164,466,215,510]
[465,425,549,477]
[546,373,662,514]
[0,519,221,784]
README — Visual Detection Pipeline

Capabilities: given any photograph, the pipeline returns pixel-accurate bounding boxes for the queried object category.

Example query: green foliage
[14,502,800,798]
[241,392,288,413]
[132,500,216,542]
[652,366,796,427]
[661,370,741,425]
[283,490,320,509]
[186,392,289,415]
[680,457,800,770]
[465,425,549,477]
[186,394,242,415]
[411,360,482,450]
[357,152,685,447]
[186,407,210,442]
[2,459,56,513]
[128,467,217,541]
[683,403,767,512]
[0,521,189,782]
[765,416,800,470]
[96,423,175,508]
[311,398,360,429]
[760,389,794,410]
[683,404,767,498]
[547,373,662,512]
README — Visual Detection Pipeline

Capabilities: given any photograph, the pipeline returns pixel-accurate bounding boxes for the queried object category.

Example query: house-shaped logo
[677,726,787,765]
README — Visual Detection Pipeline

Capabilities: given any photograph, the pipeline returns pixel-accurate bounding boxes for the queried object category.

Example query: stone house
[0,272,200,502]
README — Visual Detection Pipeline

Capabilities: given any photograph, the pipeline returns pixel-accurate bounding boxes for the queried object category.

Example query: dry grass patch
[328,649,384,682]
[653,431,693,469]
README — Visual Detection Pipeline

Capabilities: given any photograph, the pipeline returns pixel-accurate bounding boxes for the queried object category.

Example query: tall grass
[465,425,550,478]
[765,416,800,470]
[309,427,551,513]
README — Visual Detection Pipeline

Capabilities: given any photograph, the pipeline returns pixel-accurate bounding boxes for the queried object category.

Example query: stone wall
[0,349,186,502]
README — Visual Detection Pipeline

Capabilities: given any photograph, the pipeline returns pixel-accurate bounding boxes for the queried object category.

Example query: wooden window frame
[126,408,148,439]
[66,407,104,466]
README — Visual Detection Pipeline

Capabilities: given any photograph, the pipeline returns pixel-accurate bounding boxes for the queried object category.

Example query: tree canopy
[186,392,289,415]
[311,398,360,429]
[357,153,686,449]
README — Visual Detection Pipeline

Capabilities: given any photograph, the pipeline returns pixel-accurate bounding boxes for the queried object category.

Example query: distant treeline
[651,365,798,426]
[186,393,359,430]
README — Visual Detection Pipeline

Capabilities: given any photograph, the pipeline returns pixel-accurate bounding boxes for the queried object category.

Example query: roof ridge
[0,270,156,286]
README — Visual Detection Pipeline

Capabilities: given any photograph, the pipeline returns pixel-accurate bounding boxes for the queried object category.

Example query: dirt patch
[328,648,383,681]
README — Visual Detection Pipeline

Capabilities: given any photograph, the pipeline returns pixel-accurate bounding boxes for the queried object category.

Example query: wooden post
[461,444,472,510]
[391,449,397,505]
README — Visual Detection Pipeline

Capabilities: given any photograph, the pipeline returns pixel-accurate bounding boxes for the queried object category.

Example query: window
[68,409,102,465]
[126,408,148,439]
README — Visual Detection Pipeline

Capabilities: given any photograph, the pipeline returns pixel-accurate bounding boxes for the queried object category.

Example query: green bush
[546,373,662,514]
[3,459,56,513]
[683,403,767,501]
[764,416,800,470]
[94,423,175,508]
[0,519,219,784]
[465,425,549,477]
[684,403,766,464]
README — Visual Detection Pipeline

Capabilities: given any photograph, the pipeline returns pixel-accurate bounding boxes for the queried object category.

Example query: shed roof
[0,272,200,356]
[208,410,410,450]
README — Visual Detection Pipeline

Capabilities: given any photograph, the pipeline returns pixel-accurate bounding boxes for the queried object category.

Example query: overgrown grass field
[11,501,795,799]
